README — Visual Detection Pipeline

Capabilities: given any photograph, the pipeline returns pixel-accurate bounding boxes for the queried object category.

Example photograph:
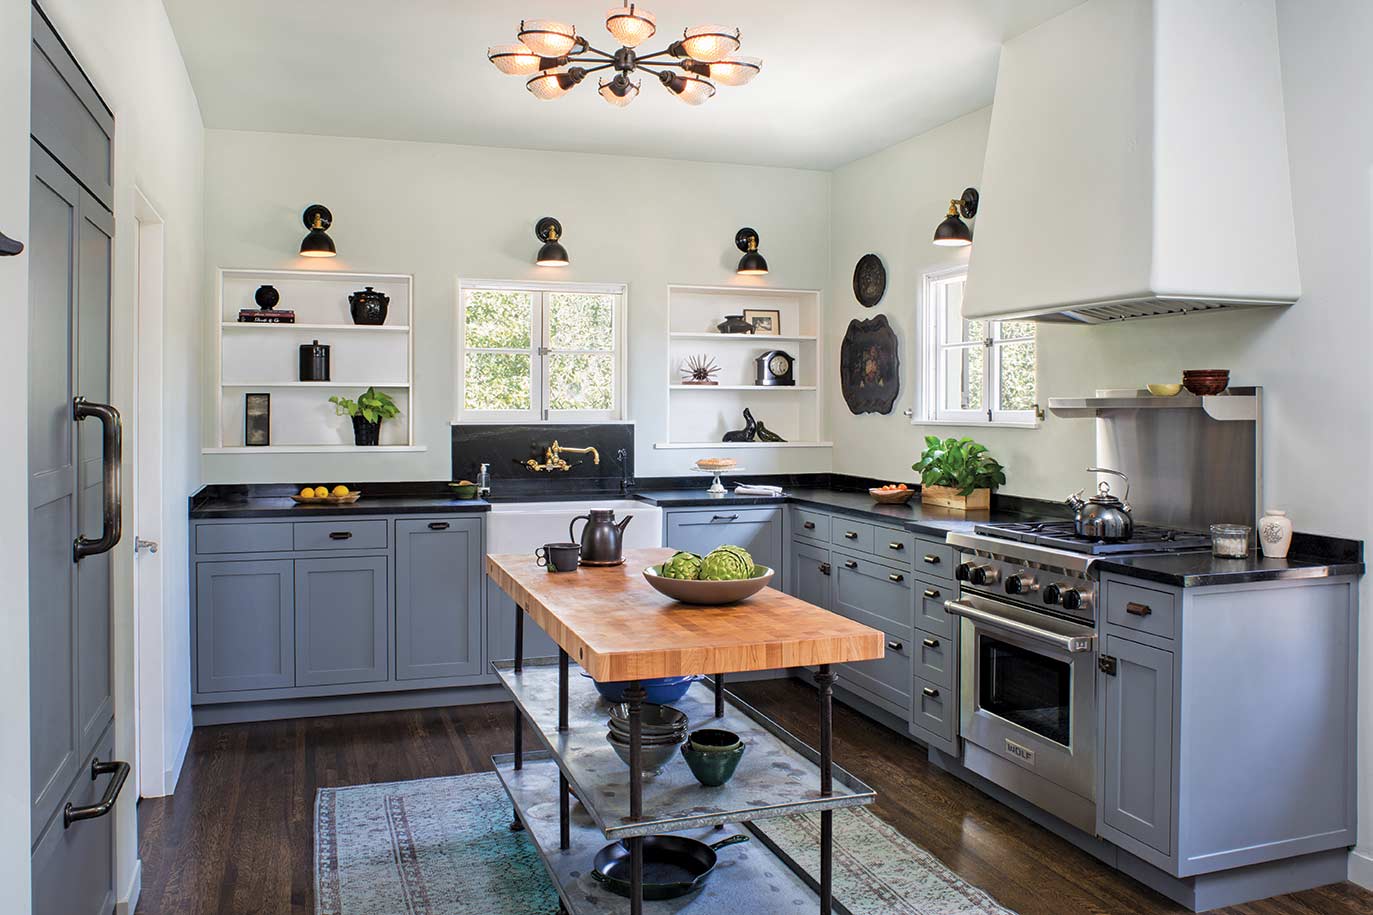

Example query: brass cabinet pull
[923,588,941,599]
[844,530,858,539]
[923,554,940,564]
[1125,601,1152,617]
[922,638,940,648]
[888,573,904,583]
[843,560,858,569]
[922,686,940,698]
[888,541,904,550]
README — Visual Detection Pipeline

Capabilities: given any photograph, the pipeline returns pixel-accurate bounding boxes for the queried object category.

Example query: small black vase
[717,314,754,334]
[352,416,380,446]
[254,284,279,310]
[348,286,390,325]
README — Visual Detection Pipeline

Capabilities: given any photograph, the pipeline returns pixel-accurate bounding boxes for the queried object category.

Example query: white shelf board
[670,384,817,391]
[222,322,409,332]
[654,441,834,449]
[221,381,410,388]
[203,444,428,454]
[669,332,817,342]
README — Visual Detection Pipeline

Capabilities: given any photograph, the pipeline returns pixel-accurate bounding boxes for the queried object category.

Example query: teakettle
[570,509,632,565]
[1066,467,1134,542]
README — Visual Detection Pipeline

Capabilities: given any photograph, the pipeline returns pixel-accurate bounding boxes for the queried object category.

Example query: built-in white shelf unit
[657,284,829,450]
[210,269,419,452]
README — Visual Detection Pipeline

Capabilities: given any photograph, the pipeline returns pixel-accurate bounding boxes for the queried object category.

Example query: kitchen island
[486,548,885,915]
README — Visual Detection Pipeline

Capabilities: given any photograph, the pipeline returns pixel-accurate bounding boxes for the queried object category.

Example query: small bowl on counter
[448,481,480,499]
[1182,370,1230,396]
[642,566,774,606]
[869,485,915,504]
[1146,383,1183,396]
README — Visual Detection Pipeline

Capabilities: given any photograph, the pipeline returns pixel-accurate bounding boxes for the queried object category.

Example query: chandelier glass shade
[488,4,758,107]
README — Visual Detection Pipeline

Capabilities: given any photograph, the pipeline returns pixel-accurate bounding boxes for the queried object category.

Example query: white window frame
[455,278,627,423]
[917,265,1039,428]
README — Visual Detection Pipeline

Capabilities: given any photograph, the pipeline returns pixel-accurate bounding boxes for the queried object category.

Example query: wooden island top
[486,548,886,681]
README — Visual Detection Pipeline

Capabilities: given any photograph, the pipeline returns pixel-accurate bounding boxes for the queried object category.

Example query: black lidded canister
[299,339,331,381]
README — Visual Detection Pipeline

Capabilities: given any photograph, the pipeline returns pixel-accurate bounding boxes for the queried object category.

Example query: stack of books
[238,309,296,324]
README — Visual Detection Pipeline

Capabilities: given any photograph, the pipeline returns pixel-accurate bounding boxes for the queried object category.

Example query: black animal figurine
[754,420,786,442]
[722,408,758,442]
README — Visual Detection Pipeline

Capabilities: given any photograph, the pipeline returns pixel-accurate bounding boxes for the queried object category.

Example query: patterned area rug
[315,771,1016,915]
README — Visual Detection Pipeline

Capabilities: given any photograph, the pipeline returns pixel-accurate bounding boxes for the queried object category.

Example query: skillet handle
[708,833,751,852]
[590,869,611,886]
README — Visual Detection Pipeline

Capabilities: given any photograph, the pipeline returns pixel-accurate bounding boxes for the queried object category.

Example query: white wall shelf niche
[211,268,416,452]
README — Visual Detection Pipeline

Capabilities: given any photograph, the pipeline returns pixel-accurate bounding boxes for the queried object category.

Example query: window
[457,281,626,421]
[919,267,1038,425]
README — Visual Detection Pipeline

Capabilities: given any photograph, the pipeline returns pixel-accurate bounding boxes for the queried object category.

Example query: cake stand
[692,466,746,497]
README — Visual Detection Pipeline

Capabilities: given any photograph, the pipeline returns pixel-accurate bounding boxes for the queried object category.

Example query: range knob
[969,564,999,586]
[1005,574,1037,595]
[1060,588,1083,611]
[955,562,976,582]
[1043,583,1064,605]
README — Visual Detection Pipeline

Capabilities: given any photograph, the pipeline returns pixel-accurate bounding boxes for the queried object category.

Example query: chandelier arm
[635,65,668,77]
[633,49,677,62]
[566,56,615,64]
[578,42,618,59]
[579,63,617,75]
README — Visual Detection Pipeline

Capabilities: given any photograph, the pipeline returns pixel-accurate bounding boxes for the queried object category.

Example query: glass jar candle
[1210,524,1251,558]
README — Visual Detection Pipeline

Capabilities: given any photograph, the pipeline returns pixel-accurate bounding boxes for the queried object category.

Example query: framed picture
[744,308,780,336]
[244,392,271,446]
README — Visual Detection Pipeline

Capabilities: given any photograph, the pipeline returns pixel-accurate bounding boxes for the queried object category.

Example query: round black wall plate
[853,253,886,307]
[735,227,759,253]
[535,217,563,242]
[302,204,332,231]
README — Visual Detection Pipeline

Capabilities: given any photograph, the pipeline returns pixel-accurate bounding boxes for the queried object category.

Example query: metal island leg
[624,680,646,915]
[558,648,570,850]
[815,664,836,915]
[510,606,525,832]
[713,672,725,718]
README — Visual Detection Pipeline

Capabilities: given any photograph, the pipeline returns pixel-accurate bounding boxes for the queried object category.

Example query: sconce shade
[299,204,337,257]
[535,217,569,266]
[599,74,641,106]
[658,71,716,105]
[605,4,656,47]
[518,19,578,58]
[932,187,978,247]
[735,227,768,275]
[527,67,587,100]
[681,24,741,62]
[488,43,544,76]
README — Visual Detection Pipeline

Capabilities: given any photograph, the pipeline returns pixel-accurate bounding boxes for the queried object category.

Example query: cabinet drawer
[873,530,916,567]
[292,519,389,552]
[913,577,955,639]
[793,508,829,542]
[915,630,954,690]
[195,522,293,555]
[830,519,874,553]
[1105,579,1177,640]
[839,632,912,716]
[915,538,956,576]
[911,674,956,742]
[832,552,913,634]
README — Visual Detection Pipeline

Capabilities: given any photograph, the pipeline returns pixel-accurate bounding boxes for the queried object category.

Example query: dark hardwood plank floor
[135,679,1373,915]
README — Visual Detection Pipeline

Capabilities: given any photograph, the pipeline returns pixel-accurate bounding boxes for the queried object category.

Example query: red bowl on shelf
[1182,369,1229,395]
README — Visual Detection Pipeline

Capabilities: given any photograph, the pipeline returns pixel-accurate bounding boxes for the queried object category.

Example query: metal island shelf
[486,549,887,915]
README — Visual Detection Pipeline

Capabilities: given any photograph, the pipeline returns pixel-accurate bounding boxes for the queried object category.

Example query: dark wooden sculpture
[722,408,758,442]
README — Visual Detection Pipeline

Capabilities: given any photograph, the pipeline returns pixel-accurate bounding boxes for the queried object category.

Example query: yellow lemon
[313,486,329,499]
[299,487,316,499]
[331,485,350,498]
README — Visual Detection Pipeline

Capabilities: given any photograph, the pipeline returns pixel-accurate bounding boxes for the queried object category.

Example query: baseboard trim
[192,684,510,726]
[1348,848,1373,889]
[116,858,141,915]
[163,718,194,795]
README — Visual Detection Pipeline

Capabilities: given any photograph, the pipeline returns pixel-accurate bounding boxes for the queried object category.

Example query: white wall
[24,0,206,908]
[201,130,833,482]
[0,3,33,911]
[829,0,1373,887]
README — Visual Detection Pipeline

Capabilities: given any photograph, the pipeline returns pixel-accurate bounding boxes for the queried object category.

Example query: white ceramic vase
[1258,509,1293,559]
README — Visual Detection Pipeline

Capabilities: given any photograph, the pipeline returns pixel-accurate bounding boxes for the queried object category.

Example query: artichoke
[700,545,755,580]
[660,551,703,580]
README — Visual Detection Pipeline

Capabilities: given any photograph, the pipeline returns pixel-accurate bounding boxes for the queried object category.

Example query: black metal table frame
[508,605,839,915]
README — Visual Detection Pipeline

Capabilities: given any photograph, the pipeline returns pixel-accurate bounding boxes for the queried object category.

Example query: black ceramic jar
[348,286,390,325]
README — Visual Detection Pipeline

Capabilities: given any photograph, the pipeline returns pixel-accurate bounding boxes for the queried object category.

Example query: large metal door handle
[944,599,1097,653]
[427,521,450,531]
[73,398,122,562]
[64,758,130,828]
[711,513,739,522]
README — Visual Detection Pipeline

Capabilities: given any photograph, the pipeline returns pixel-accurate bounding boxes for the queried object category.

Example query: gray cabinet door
[396,518,483,680]
[664,507,783,586]
[196,560,295,692]
[1101,633,1175,856]
[295,556,389,687]
[791,540,831,611]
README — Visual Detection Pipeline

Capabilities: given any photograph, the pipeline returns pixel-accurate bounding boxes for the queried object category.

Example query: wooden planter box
[920,485,991,511]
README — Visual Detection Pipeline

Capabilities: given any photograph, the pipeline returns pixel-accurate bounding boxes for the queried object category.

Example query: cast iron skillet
[591,833,750,900]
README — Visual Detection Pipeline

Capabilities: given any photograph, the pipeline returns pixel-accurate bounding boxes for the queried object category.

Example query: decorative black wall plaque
[852,253,886,307]
[840,314,900,414]
[244,393,271,446]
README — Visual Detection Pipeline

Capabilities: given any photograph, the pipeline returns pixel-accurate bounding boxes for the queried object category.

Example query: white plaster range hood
[963,0,1301,324]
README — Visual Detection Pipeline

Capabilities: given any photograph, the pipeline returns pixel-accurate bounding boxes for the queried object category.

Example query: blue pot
[581,672,702,704]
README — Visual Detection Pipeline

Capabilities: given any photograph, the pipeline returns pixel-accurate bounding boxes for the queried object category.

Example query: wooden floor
[135,678,1373,915]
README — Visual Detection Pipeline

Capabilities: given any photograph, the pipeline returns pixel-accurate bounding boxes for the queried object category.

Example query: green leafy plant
[328,387,401,425]
[912,436,1007,496]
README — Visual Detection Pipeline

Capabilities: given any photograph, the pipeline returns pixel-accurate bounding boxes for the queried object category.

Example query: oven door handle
[944,599,1096,653]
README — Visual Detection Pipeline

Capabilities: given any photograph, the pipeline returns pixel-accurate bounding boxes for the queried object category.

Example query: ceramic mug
[536,542,581,572]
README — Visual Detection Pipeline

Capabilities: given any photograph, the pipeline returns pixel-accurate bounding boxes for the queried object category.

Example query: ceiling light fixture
[487,4,760,108]
[299,204,337,258]
[933,188,979,247]
[535,217,569,267]
[735,228,769,276]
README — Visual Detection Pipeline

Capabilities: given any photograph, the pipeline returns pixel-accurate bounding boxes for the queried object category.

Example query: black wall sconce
[299,204,337,258]
[735,227,768,275]
[535,217,568,267]
[933,188,978,247]
[0,230,23,256]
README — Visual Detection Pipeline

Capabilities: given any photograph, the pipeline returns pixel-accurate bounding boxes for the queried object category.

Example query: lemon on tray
[331,485,350,498]
[298,487,317,499]
[313,486,329,499]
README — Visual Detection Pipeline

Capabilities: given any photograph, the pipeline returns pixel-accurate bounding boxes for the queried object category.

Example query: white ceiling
[161,0,1082,171]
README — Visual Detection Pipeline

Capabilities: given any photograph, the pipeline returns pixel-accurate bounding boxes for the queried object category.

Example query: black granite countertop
[189,482,491,519]
[1094,547,1364,588]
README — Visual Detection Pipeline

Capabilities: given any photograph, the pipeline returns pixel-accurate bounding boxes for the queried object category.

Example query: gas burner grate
[973,520,1212,555]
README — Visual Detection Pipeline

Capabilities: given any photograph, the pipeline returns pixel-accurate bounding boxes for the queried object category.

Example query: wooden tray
[290,491,362,505]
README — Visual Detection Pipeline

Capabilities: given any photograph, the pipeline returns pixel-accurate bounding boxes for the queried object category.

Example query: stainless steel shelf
[493,659,875,839]
[1048,386,1260,421]
[494,754,827,914]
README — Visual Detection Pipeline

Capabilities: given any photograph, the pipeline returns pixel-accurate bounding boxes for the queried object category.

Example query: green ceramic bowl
[681,741,746,787]
[687,728,743,753]
[448,482,479,499]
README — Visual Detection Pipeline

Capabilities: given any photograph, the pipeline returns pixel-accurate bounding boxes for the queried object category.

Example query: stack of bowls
[606,703,688,774]
[1182,369,1230,395]
[680,728,747,787]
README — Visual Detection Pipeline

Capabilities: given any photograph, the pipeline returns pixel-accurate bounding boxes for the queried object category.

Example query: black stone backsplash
[451,423,635,497]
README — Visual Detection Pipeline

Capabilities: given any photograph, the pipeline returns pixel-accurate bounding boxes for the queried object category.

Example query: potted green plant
[328,387,400,446]
[912,436,1006,510]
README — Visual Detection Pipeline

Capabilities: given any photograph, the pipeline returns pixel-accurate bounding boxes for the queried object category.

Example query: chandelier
[486,4,761,107]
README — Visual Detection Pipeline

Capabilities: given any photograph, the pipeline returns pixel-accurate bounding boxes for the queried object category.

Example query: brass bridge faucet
[524,440,600,473]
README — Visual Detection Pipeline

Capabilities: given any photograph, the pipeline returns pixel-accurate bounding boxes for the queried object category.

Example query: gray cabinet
[790,540,831,611]
[396,518,484,680]
[1099,633,1174,856]
[831,552,913,636]
[196,560,295,692]
[909,534,960,757]
[294,556,389,687]
[664,507,783,587]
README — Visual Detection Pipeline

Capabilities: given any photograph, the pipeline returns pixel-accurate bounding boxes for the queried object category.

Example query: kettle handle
[569,514,590,544]
[1086,467,1130,503]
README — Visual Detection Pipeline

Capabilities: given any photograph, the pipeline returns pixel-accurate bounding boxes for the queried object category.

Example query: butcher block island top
[486,548,886,682]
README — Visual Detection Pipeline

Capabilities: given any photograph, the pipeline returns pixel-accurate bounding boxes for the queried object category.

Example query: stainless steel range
[943,521,1210,834]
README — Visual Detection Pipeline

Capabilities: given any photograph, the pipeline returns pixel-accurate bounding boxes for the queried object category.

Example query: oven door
[948,593,1097,806]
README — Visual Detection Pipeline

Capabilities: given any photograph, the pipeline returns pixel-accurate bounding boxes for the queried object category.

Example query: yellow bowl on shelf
[1147,383,1183,396]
